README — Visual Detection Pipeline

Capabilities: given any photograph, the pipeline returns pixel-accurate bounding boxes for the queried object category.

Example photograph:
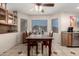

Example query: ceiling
[7,3,79,15]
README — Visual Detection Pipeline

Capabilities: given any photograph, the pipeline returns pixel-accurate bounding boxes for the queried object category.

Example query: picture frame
[70,16,76,28]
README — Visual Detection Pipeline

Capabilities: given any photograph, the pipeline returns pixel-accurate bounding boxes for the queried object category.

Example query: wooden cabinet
[0,3,18,34]
[0,6,7,23]
[61,32,68,46]
[67,33,72,46]
[61,32,79,47]
[22,32,32,43]
[61,32,72,47]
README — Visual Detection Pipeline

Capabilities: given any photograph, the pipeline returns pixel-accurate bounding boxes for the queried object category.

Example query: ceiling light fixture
[35,5,39,11]
[35,3,43,12]
[39,6,43,12]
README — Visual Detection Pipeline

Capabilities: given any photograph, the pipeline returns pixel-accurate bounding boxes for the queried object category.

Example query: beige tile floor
[1,41,79,56]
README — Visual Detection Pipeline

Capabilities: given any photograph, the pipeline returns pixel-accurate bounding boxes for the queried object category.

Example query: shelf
[0,7,6,11]
[0,32,17,34]
[0,13,5,16]
[0,18,5,20]
[0,4,18,34]
[8,24,17,26]
[0,22,17,26]
[8,11,13,16]
[8,17,13,20]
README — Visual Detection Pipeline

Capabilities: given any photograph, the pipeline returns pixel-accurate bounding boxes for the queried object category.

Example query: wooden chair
[22,31,29,44]
[28,32,32,36]
[29,41,38,55]
[42,32,53,54]
[26,32,38,55]
[22,32,26,43]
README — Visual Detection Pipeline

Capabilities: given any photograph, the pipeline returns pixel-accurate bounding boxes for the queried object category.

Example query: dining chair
[42,32,53,55]
[29,41,38,55]
[22,32,26,43]
[22,31,29,43]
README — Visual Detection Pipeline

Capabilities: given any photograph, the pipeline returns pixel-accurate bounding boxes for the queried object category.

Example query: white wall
[60,12,79,31]
[0,33,18,54]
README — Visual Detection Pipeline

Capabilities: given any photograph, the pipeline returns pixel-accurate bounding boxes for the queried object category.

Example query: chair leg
[36,45,38,55]
[42,44,43,54]
[31,46,33,56]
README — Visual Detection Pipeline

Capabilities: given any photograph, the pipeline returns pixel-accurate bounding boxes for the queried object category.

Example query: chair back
[49,32,53,37]
[23,32,26,39]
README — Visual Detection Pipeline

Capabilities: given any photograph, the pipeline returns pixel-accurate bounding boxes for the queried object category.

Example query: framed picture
[70,16,76,28]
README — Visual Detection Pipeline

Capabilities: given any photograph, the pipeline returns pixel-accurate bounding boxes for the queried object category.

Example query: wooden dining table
[26,35,53,56]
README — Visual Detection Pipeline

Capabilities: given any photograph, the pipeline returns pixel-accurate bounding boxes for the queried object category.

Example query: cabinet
[0,6,7,23]
[61,32,68,46]
[61,32,79,47]
[72,33,79,46]
[61,32,72,47]
[0,3,18,34]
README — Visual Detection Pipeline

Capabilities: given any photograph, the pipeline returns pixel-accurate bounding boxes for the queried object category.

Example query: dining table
[26,34,53,56]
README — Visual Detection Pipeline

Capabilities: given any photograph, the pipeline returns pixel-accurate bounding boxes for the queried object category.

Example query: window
[52,19,58,33]
[32,20,47,34]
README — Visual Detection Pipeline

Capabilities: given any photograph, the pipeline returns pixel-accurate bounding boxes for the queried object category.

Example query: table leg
[27,40,30,56]
[36,44,38,55]
[49,40,52,56]
[42,44,43,54]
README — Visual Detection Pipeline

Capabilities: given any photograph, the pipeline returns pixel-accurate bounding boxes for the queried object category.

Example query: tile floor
[1,40,79,56]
